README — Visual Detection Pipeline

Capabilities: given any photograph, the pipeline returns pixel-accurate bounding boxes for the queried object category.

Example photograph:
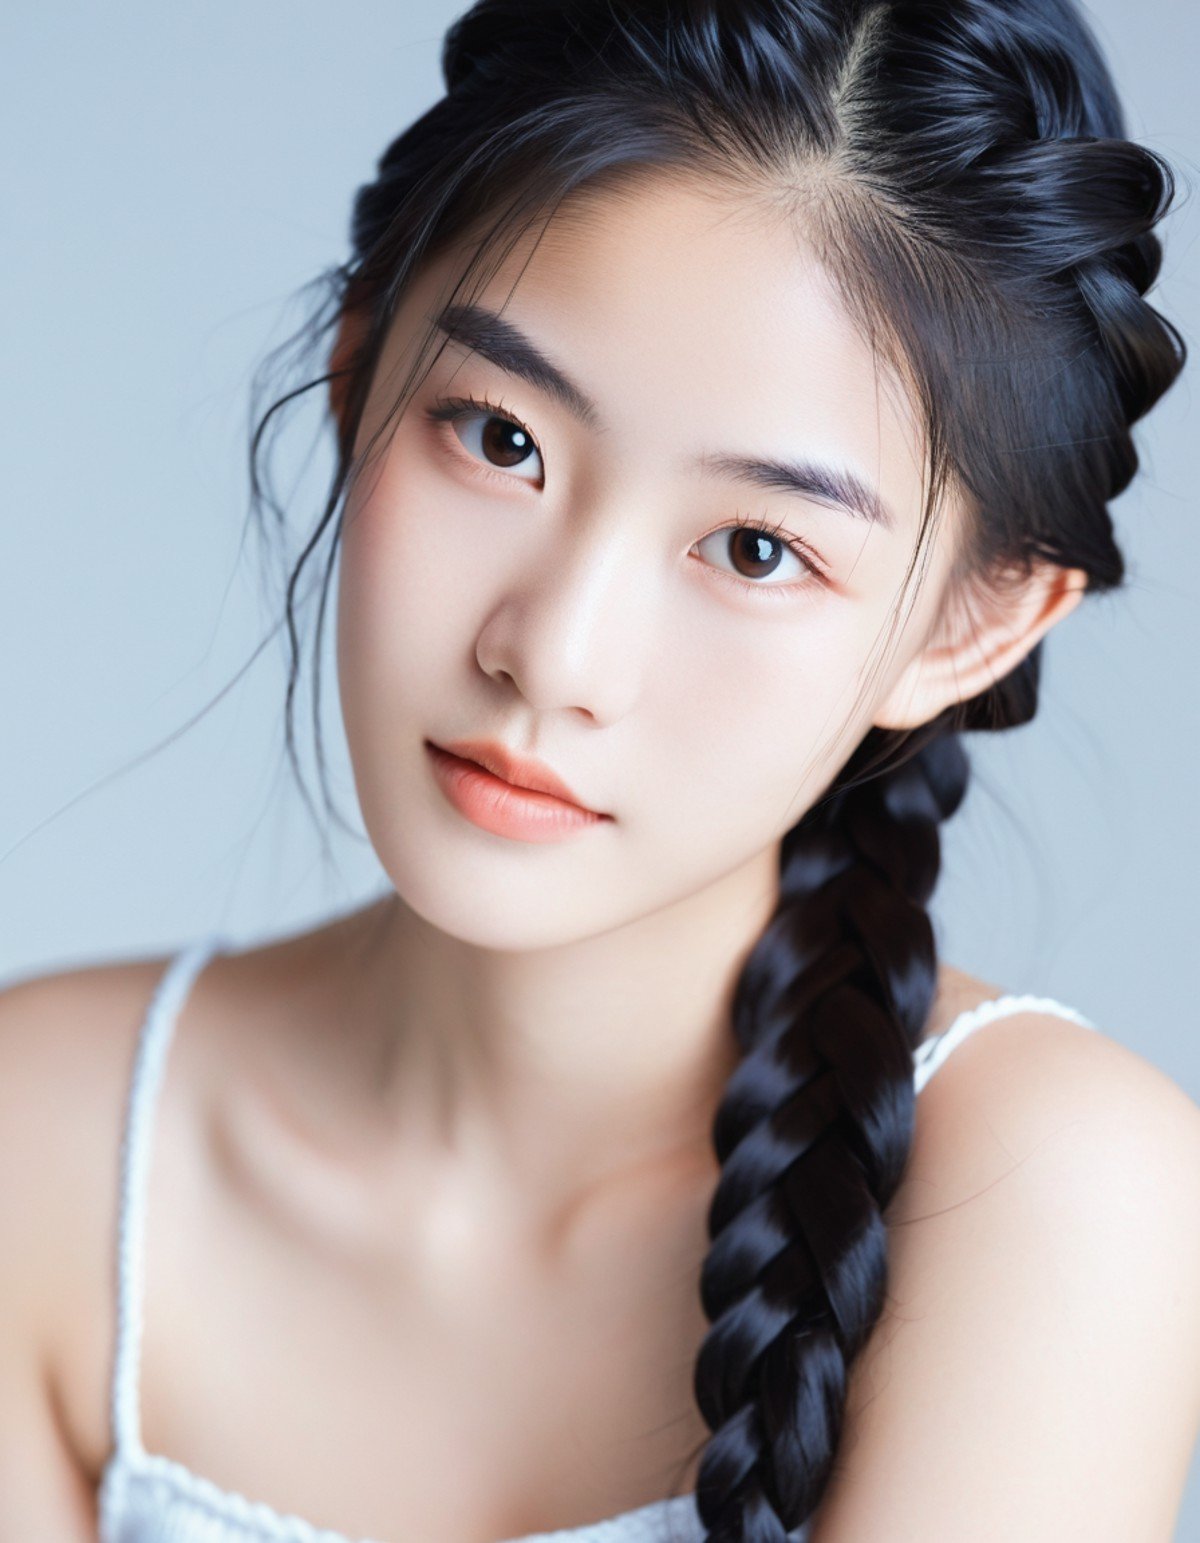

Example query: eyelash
[422,392,829,595]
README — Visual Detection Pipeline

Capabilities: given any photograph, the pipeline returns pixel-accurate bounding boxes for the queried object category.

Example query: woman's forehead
[390,172,935,531]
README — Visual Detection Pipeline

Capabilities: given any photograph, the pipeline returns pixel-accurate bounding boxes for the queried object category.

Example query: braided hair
[249,2,1185,1537]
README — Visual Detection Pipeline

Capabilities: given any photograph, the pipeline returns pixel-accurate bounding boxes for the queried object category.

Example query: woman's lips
[434,735,602,811]
[424,742,612,844]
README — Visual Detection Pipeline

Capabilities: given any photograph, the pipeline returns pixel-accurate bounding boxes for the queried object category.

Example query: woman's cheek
[344,458,469,632]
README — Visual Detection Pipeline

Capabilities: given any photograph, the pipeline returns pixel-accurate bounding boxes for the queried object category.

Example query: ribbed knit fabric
[97,933,1097,1543]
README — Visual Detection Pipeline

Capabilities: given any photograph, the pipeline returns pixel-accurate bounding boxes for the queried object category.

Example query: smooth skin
[3,168,1200,1542]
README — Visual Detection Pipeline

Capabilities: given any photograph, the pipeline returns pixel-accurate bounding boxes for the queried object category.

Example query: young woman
[4,1,1200,1539]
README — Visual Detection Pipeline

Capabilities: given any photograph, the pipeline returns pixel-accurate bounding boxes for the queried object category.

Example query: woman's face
[336,171,963,950]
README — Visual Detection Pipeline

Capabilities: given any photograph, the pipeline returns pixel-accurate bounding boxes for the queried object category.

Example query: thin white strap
[110,932,229,1459]
[914,993,1098,1095]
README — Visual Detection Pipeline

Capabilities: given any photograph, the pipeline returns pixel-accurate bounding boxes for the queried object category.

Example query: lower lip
[424,742,610,843]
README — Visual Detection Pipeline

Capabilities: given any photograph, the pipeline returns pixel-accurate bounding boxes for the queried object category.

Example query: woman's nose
[473,520,651,723]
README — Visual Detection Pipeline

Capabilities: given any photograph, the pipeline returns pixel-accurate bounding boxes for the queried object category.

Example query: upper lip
[430,738,608,815]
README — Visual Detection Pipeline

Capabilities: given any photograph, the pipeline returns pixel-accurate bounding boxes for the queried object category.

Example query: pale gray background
[2,1,1197,1533]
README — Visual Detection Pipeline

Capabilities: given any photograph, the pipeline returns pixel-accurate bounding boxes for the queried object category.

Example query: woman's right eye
[427,397,545,485]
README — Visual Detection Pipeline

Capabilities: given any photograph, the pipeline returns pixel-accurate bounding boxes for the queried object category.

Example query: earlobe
[872,561,1089,731]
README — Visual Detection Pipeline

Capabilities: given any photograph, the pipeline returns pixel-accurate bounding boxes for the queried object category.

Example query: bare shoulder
[906,972,1200,1219]
[0,948,175,1304]
[0,920,365,1484]
[0,948,176,1476]
[904,963,1200,1260]
[808,987,1200,1542]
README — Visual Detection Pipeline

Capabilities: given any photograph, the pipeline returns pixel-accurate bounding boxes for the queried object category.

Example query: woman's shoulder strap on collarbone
[913,992,1098,1096]
[109,932,228,1459]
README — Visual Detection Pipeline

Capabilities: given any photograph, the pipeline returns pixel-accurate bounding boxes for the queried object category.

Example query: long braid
[691,727,969,1538]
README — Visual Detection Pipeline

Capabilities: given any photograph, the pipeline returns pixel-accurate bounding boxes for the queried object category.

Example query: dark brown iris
[481,415,534,468]
[730,527,785,579]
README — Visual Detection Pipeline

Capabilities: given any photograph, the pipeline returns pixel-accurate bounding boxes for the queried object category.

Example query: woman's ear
[872,558,1089,731]
[328,296,374,448]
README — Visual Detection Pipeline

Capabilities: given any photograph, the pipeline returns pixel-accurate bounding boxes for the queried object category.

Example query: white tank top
[96,932,1097,1543]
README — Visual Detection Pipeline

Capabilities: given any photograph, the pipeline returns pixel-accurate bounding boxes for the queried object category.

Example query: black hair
[242,2,1184,1536]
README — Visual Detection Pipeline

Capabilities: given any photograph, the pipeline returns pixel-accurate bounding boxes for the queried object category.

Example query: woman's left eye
[693,520,825,593]
[427,398,544,484]
[425,391,826,595]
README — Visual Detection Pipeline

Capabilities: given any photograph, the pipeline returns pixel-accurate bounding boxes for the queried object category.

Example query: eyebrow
[433,302,896,531]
